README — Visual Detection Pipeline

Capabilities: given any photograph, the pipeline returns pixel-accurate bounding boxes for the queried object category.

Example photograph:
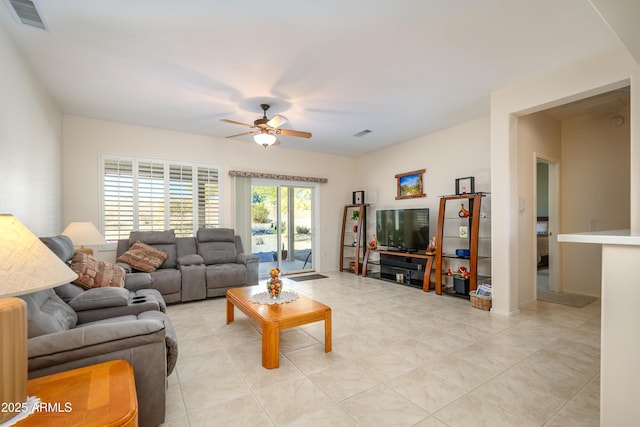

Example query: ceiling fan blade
[277,129,312,139]
[220,119,253,127]
[266,114,288,129]
[226,131,256,139]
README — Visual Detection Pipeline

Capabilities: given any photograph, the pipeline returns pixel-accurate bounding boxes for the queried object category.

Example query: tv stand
[362,248,434,291]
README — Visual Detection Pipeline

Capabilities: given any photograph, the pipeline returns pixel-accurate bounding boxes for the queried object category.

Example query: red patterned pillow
[70,252,126,289]
[117,241,168,272]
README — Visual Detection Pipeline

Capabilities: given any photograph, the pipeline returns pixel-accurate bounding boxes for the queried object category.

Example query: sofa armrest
[178,254,204,266]
[124,272,153,291]
[27,319,166,371]
[68,287,129,311]
[236,253,259,265]
[117,262,133,274]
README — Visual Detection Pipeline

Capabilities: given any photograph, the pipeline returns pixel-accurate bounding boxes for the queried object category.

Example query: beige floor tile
[471,373,566,425]
[180,370,251,413]
[434,393,539,427]
[386,366,467,414]
[253,376,334,426]
[159,415,191,427]
[283,405,360,427]
[308,359,380,402]
[285,342,346,374]
[187,394,274,427]
[340,384,428,427]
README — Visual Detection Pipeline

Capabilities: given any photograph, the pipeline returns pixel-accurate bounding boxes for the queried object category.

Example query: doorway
[535,157,560,296]
[250,181,315,277]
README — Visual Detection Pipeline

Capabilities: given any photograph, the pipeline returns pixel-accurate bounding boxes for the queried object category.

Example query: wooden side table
[16,360,138,427]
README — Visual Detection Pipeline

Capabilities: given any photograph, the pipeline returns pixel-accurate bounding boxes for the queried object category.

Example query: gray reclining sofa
[21,235,178,427]
[116,228,259,303]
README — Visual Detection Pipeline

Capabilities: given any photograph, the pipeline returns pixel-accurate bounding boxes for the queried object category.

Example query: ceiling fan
[220,104,312,147]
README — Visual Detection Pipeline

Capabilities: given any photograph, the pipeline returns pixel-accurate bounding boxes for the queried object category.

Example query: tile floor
[160,272,600,427]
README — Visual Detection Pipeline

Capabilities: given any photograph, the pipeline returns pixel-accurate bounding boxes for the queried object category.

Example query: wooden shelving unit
[339,204,367,274]
[435,193,491,296]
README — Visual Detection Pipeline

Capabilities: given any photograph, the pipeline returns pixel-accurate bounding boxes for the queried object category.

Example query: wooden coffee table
[226,286,332,369]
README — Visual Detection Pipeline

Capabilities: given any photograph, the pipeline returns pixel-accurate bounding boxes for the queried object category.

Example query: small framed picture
[352,190,365,204]
[459,226,468,238]
[455,176,475,195]
[395,169,426,200]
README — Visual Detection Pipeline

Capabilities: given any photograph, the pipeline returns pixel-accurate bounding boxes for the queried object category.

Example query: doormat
[288,274,328,282]
[537,290,597,308]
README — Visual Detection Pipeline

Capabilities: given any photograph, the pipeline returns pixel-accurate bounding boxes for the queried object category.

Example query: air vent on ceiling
[354,129,372,137]
[6,0,47,30]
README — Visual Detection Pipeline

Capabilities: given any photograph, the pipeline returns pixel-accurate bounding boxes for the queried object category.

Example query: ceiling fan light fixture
[254,132,276,147]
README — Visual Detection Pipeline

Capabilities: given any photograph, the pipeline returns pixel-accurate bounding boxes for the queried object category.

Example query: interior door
[250,182,314,277]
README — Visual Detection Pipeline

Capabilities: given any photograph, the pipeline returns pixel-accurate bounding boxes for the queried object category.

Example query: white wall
[355,116,490,270]
[62,115,357,270]
[0,24,63,235]
[517,112,561,305]
[560,105,630,296]
[491,47,640,315]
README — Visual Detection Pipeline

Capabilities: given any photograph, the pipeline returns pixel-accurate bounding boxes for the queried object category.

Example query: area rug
[288,274,328,282]
[537,290,597,308]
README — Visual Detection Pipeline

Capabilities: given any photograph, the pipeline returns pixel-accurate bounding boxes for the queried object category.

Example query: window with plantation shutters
[100,154,221,242]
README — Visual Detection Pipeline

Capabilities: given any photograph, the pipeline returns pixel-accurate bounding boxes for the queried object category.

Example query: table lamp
[61,221,108,255]
[0,214,78,424]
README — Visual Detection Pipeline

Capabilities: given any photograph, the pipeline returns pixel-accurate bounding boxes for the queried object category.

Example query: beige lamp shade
[0,214,78,297]
[0,214,78,423]
[61,221,108,248]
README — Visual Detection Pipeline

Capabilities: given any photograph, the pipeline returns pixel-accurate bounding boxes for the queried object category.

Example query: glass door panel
[250,183,314,277]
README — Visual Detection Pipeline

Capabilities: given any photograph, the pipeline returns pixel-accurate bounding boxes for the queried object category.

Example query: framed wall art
[352,190,365,204]
[455,176,475,195]
[395,169,426,200]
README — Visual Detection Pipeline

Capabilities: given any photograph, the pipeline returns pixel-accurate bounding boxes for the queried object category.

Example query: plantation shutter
[137,161,166,232]
[102,158,134,242]
[169,164,194,237]
[197,166,220,229]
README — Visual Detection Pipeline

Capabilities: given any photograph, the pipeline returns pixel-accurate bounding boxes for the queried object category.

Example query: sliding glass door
[250,181,315,277]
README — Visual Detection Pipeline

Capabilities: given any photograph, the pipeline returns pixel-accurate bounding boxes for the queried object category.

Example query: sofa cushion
[127,230,177,268]
[118,241,169,272]
[70,252,126,289]
[128,229,176,246]
[204,264,246,288]
[196,228,237,264]
[19,288,78,338]
[197,228,235,243]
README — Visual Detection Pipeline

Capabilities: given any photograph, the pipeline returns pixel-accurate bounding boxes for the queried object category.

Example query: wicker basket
[470,291,492,311]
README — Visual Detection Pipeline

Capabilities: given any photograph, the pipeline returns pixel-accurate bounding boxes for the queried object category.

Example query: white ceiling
[0,0,627,156]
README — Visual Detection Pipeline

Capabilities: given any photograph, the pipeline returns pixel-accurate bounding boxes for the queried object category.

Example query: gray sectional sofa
[116,228,259,303]
[23,235,178,427]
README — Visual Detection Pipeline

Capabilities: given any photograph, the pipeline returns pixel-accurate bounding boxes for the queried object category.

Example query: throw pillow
[70,252,126,289]
[117,241,168,272]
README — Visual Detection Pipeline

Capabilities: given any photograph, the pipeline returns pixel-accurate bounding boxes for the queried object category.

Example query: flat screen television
[376,208,429,252]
